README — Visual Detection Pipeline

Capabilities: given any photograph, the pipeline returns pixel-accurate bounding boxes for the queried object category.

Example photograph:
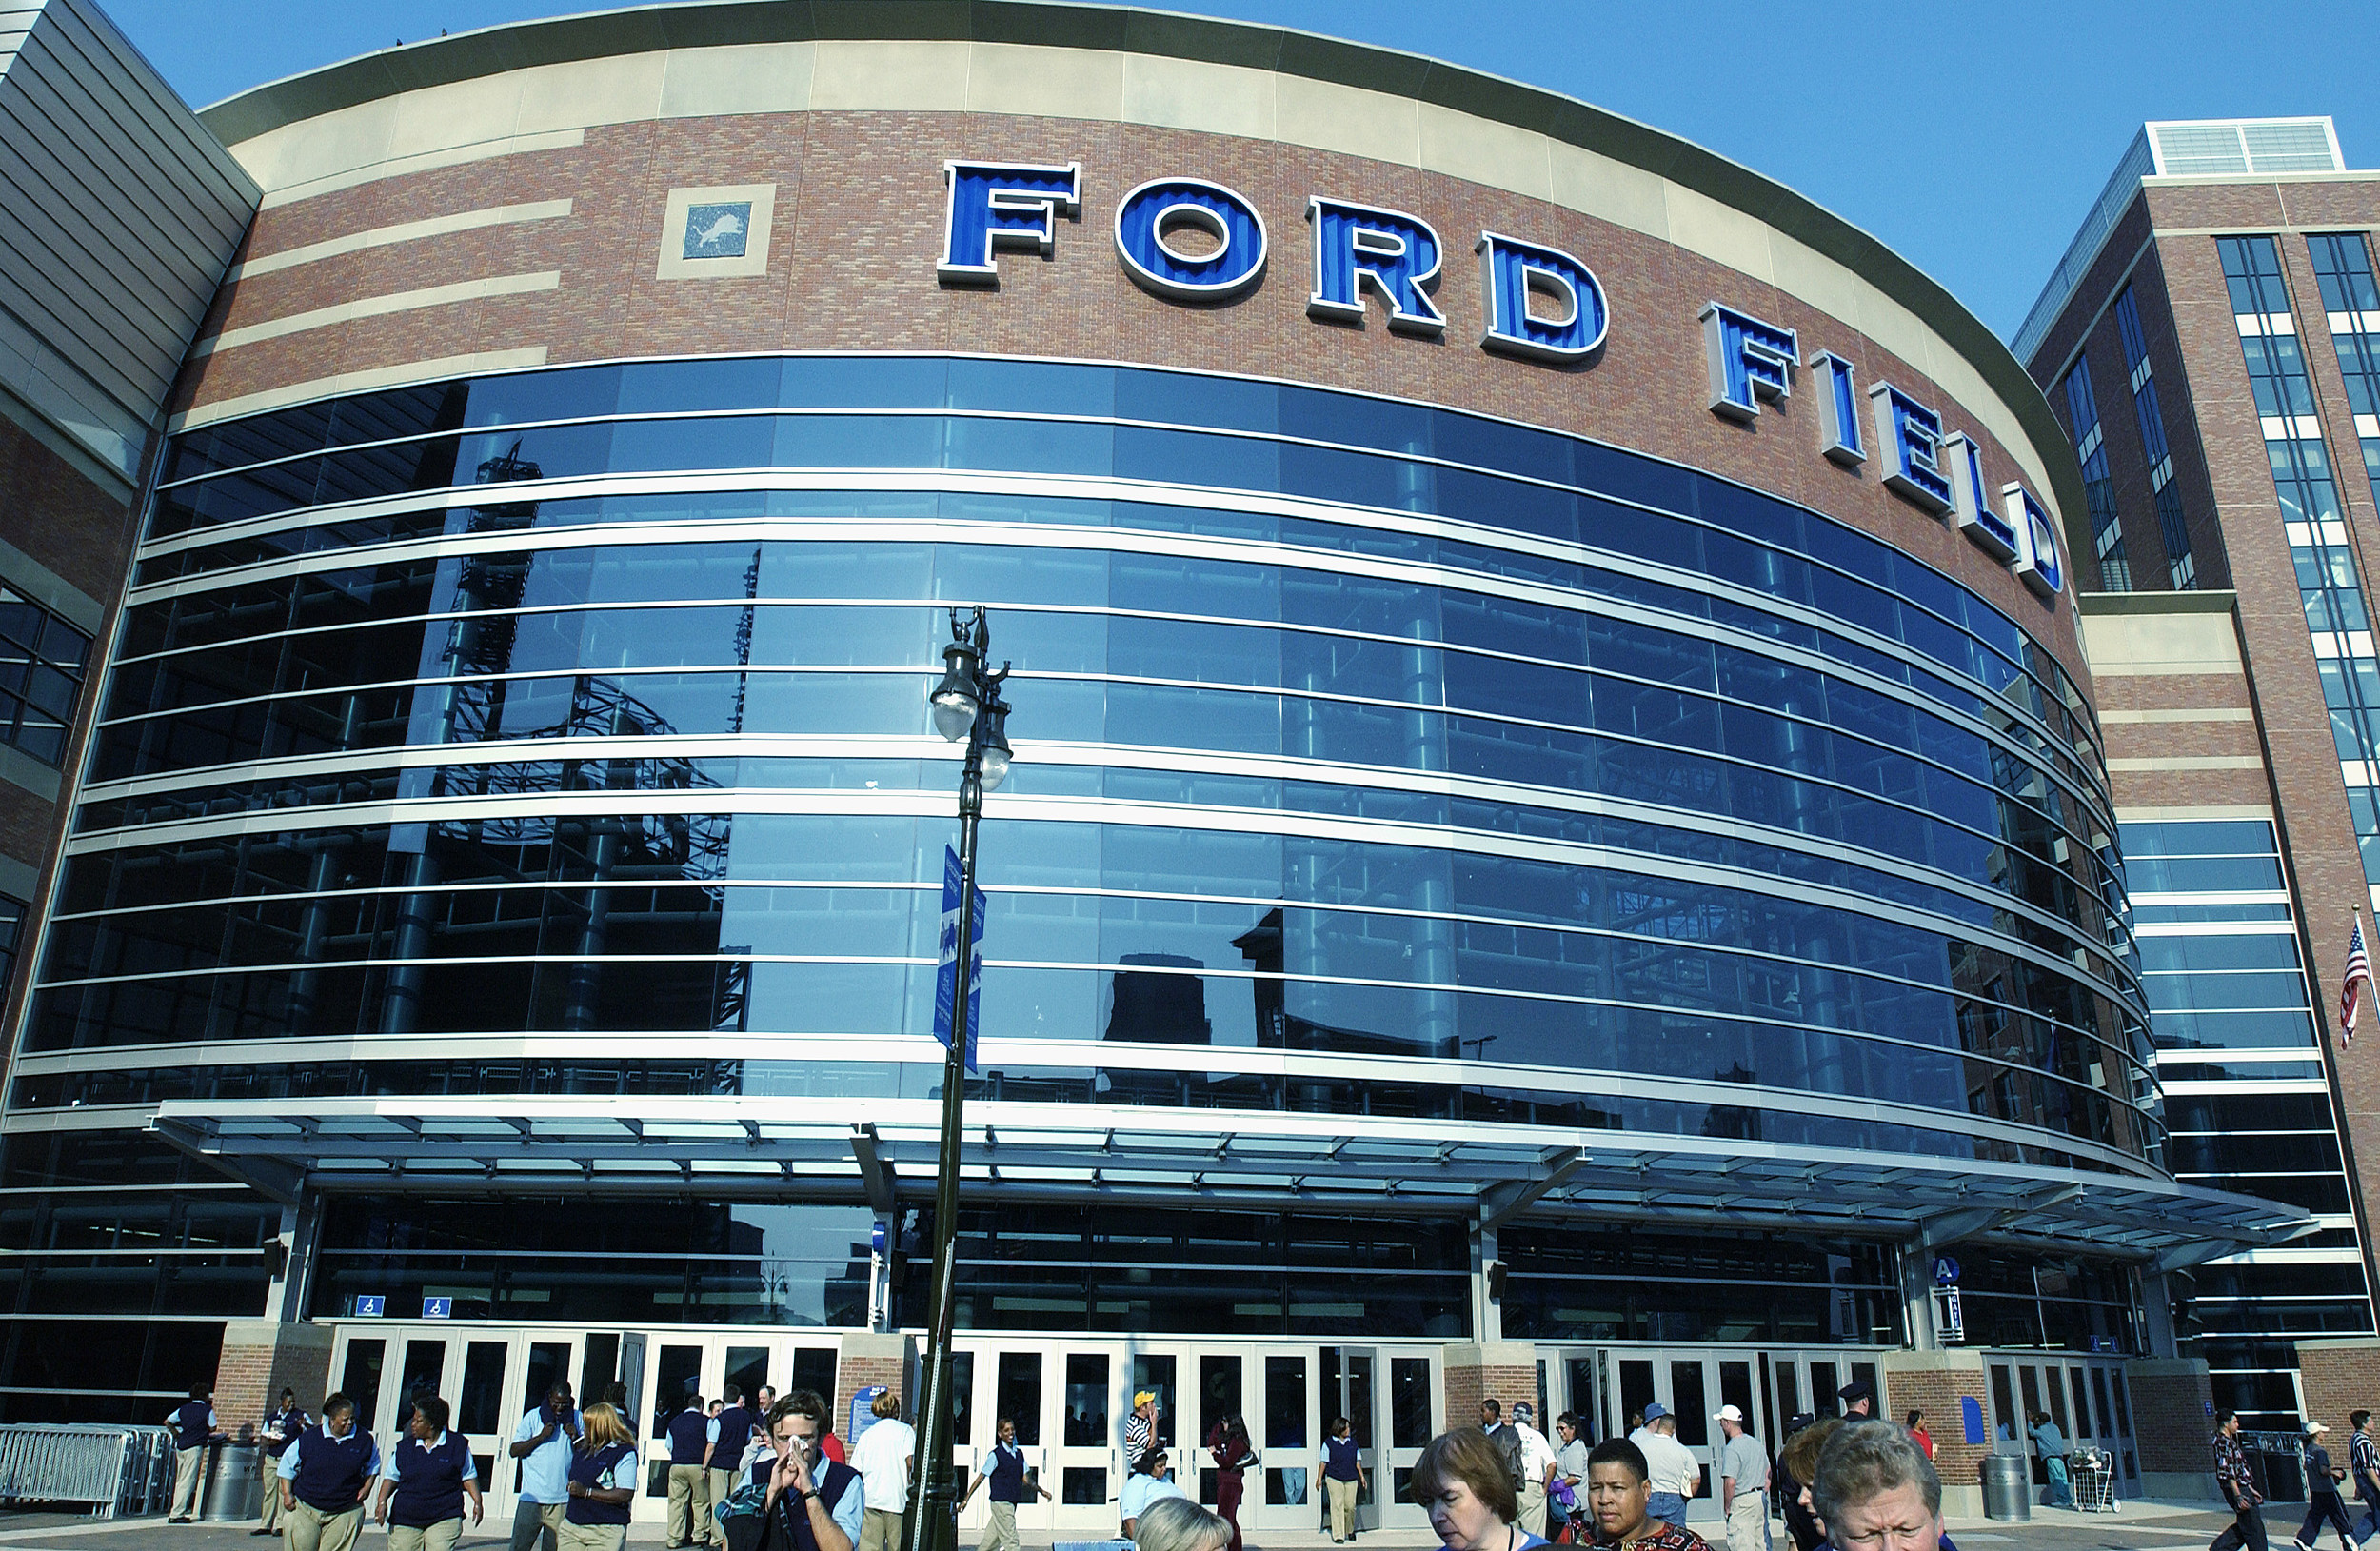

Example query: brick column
[1879,1351,1991,1517]
[2128,1357,2217,1500]
[2297,1338,2380,1433]
[1440,1342,1538,1435]
[836,1332,910,1439]
[213,1321,335,1442]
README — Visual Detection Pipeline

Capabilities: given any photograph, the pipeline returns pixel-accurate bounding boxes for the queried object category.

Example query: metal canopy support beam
[147,1115,306,1205]
[852,1123,899,1215]
[1480,1147,1588,1232]
[1916,1207,2002,1252]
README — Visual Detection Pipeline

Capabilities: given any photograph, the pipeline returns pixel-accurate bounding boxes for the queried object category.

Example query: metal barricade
[0,1424,176,1517]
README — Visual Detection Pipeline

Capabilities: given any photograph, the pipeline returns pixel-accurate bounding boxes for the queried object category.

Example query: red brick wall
[835,1334,908,1441]
[1442,1349,1537,1435]
[2299,1340,2380,1437]
[214,1322,334,1442]
[1880,1362,1992,1489]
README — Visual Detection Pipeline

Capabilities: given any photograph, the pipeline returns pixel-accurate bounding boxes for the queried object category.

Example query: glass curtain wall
[2127,816,2374,1428]
[3,355,2152,1414]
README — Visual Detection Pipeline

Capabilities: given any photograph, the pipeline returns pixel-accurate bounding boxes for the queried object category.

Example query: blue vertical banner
[933,845,985,1073]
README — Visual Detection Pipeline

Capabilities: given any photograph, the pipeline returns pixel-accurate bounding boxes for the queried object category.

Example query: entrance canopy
[149,1096,2304,1270]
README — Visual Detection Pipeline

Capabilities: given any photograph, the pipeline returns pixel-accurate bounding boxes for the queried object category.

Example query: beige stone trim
[228,199,574,281]
[2112,804,2272,821]
[253,128,585,210]
[170,347,550,433]
[2105,755,2266,772]
[2098,707,2255,724]
[218,40,2064,515]
[193,271,562,357]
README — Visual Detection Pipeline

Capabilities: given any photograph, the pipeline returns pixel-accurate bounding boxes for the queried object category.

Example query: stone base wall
[2128,1358,2216,1496]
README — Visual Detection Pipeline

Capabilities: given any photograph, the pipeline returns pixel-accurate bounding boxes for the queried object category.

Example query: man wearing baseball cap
[1125,1391,1160,1476]
[2301,1421,2352,1550]
[1714,1406,1768,1551]
[1508,1403,1558,1537]
[1636,1404,1700,1531]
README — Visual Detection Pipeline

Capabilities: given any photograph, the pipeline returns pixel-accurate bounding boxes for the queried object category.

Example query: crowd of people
[159,1369,2034,1551]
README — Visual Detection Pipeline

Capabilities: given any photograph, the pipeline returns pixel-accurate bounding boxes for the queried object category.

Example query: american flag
[2346,915,2373,1043]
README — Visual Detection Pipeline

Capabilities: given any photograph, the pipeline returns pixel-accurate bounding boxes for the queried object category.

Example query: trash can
[202,1442,262,1522]
[1980,1454,2032,1521]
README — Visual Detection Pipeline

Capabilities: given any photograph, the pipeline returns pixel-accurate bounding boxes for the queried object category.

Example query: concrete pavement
[0,1500,2350,1551]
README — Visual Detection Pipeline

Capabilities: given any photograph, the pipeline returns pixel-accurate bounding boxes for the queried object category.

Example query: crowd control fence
[0,1424,175,1517]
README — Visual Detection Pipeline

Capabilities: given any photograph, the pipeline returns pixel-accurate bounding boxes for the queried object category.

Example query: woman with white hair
[1132,1496,1233,1551]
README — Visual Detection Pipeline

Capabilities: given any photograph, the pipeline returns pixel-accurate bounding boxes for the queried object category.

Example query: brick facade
[2127,1359,2217,1482]
[2298,1339,2380,1435]
[213,1320,335,1442]
[1440,1343,1539,1434]
[184,107,2087,691]
[1879,1354,1992,1501]
[835,1332,909,1440]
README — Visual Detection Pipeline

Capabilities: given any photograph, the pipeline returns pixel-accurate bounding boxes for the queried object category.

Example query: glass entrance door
[1986,1353,2139,1498]
[1323,1346,1380,1534]
[327,1325,584,1527]
[1057,1351,1120,1535]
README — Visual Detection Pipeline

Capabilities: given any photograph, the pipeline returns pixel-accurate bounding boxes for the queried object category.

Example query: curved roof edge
[196,0,2086,542]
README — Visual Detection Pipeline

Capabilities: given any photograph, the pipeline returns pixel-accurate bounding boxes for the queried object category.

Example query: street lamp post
[903,606,1010,1551]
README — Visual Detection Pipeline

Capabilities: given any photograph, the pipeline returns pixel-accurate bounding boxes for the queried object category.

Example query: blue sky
[103,0,2380,344]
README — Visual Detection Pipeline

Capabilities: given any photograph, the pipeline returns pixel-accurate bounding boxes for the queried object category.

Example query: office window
[2310,232,2380,516]
[2218,237,2380,894]
[2112,289,2194,588]
[0,587,91,766]
[2060,359,2129,590]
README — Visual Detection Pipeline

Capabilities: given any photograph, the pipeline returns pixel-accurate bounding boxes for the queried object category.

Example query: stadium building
[2017,118,2380,1436]
[0,0,2336,1524]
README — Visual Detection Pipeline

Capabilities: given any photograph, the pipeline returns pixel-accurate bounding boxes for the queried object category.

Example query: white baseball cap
[1714,1404,1745,1423]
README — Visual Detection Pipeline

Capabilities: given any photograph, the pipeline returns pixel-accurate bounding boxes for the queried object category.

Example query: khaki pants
[510,1500,567,1551]
[1517,1477,1546,1537]
[707,1470,738,1535]
[287,1501,365,1551]
[668,1463,713,1546]
[387,1521,464,1551]
[861,1506,905,1551]
[258,1462,284,1531]
[172,1446,205,1518]
[1726,1493,1770,1551]
[556,1521,627,1551]
[978,1500,1019,1551]
[1325,1476,1358,1540]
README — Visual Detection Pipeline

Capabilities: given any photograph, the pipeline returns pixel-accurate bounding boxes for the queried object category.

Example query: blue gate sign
[1959,1396,1985,1445]
[422,1297,452,1319]
[932,845,986,1072]
[354,1295,385,1317]
[1932,1255,1961,1284]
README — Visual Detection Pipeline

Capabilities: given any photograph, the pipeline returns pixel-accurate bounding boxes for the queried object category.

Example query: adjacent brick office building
[0,0,2354,1523]
[2020,119,2380,1431]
